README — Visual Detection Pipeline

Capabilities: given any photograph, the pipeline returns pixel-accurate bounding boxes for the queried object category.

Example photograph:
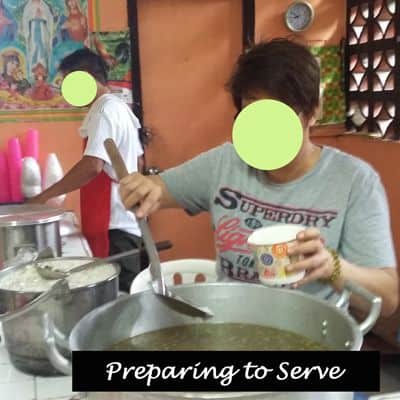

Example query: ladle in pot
[104,138,214,319]
[35,248,144,280]
[36,247,56,260]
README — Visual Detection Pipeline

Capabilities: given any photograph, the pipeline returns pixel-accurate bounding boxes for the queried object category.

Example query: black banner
[72,351,380,392]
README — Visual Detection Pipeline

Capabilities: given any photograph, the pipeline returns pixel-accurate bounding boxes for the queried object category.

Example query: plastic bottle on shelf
[21,157,42,199]
[0,151,11,203]
[24,128,39,160]
[43,153,66,207]
[7,137,23,202]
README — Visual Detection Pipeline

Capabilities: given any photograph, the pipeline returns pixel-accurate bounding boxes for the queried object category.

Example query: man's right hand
[120,173,164,218]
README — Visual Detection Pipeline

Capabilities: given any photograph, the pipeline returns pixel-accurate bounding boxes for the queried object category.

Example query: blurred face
[238,90,321,163]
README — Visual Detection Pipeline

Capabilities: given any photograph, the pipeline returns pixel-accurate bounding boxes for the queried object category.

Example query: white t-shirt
[79,93,143,237]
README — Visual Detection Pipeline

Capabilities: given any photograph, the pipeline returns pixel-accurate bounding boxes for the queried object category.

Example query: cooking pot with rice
[44,281,381,400]
[0,257,120,376]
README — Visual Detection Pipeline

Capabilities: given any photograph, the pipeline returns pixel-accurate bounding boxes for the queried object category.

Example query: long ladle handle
[104,139,130,178]
[104,139,167,295]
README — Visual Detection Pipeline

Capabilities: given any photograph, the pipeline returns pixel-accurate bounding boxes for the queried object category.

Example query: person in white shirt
[29,48,148,292]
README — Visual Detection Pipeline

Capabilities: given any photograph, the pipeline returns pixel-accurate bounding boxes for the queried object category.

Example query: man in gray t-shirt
[160,142,396,302]
[118,39,398,318]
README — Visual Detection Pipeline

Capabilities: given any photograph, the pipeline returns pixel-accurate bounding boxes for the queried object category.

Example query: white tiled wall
[0,381,36,400]
[36,376,75,400]
[0,346,34,400]
[0,345,71,400]
[0,301,79,400]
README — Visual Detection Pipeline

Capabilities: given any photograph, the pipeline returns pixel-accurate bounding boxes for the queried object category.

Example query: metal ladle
[104,138,214,319]
[35,248,143,280]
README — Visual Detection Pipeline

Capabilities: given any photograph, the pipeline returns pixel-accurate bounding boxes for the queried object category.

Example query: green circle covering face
[61,71,97,107]
[232,99,303,170]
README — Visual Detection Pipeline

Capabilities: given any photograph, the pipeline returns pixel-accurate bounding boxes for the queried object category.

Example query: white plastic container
[43,153,66,207]
[247,224,306,286]
[21,157,42,198]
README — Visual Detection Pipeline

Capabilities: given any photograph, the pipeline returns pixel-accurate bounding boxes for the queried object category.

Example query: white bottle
[43,153,66,207]
[21,157,42,198]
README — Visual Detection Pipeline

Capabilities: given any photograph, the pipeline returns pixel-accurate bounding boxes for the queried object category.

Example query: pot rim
[0,205,64,227]
[0,256,121,295]
[69,282,364,351]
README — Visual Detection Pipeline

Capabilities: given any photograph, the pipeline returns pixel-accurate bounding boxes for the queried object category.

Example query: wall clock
[285,1,315,32]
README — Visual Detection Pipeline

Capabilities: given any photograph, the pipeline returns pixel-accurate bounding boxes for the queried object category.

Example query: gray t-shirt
[160,143,396,300]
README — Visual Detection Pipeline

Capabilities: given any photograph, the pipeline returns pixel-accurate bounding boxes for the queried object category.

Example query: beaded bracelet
[323,248,342,284]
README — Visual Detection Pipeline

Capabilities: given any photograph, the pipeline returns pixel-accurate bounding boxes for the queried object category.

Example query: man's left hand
[285,228,335,288]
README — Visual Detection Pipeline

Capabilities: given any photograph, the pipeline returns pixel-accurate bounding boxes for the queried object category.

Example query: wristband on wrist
[323,248,341,284]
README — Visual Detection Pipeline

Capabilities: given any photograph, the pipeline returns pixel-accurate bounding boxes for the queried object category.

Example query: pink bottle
[0,151,11,203]
[24,128,39,160]
[7,137,23,202]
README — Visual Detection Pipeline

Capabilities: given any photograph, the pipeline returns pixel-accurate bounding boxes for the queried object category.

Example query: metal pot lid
[0,204,64,227]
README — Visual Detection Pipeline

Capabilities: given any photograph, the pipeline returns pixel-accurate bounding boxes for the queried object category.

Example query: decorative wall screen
[345,0,399,139]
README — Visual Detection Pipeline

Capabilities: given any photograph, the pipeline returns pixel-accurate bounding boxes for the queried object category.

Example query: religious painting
[90,30,133,105]
[0,0,91,120]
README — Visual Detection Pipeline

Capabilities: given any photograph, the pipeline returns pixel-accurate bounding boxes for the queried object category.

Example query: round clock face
[285,2,314,32]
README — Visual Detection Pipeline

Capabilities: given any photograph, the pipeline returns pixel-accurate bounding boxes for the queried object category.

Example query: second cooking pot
[0,204,64,267]
[0,257,120,376]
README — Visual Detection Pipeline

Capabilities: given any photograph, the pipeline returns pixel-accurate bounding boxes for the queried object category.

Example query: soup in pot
[109,323,329,351]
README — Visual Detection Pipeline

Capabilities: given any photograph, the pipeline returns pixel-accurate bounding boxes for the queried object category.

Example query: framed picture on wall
[0,0,99,123]
[90,30,134,106]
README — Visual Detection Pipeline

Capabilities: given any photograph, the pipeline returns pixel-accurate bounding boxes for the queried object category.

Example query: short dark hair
[227,38,320,118]
[58,48,109,84]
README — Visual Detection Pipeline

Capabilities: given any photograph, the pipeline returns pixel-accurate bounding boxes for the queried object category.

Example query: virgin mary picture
[22,0,54,80]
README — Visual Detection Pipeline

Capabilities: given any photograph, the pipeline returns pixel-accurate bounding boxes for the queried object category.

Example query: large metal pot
[45,281,381,400]
[0,257,120,376]
[0,204,64,267]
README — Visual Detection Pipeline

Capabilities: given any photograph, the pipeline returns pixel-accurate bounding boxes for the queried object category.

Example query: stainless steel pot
[0,204,64,267]
[45,281,381,400]
[0,257,120,376]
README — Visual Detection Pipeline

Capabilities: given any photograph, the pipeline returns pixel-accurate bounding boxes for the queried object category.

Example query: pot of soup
[44,281,381,400]
[0,257,120,376]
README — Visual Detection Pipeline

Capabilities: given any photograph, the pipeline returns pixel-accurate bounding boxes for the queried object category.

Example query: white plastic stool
[129,258,217,294]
